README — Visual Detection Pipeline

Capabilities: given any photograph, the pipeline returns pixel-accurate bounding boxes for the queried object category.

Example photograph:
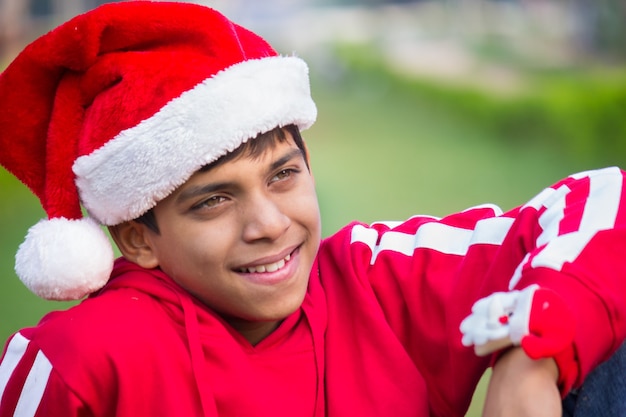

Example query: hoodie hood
[98,258,221,414]
[99,258,205,323]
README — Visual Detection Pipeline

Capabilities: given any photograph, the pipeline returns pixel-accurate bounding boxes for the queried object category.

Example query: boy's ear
[108,221,159,269]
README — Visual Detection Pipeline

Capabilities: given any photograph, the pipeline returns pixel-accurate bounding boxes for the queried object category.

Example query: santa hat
[0,1,317,300]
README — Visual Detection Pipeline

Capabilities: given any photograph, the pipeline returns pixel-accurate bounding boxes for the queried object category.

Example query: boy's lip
[234,244,300,271]
[233,245,302,285]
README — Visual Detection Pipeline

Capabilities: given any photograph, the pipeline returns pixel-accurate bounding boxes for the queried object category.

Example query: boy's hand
[460,285,575,358]
[483,347,561,417]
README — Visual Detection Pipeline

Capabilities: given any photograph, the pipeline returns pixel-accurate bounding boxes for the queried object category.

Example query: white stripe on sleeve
[509,167,623,289]
[14,350,52,417]
[536,185,569,247]
[351,216,514,265]
[0,333,30,399]
[580,167,622,231]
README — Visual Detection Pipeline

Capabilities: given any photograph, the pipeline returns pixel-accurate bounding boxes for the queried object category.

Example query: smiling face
[112,128,321,343]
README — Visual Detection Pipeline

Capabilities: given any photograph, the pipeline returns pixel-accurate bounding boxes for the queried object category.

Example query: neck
[225,318,282,345]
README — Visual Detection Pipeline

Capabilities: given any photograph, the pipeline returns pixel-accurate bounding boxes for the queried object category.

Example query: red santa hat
[0,1,317,300]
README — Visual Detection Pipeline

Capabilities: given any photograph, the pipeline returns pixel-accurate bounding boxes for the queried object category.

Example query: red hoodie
[2,167,626,416]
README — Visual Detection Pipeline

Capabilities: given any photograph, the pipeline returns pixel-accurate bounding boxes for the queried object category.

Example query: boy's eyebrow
[175,148,304,205]
[268,148,304,172]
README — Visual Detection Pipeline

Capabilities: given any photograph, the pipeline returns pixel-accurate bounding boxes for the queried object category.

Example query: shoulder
[23,284,183,369]
[11,283,188,400]
[3,282,196,415]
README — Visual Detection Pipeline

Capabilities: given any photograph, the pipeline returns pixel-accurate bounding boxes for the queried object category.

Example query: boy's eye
[192,195,227,210]
[271,169,296,183]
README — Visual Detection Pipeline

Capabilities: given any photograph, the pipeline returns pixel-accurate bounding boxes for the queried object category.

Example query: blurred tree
[572,0,626,61]
[0,0,115,64]
[30,0,53,16]
[0,0,29,61]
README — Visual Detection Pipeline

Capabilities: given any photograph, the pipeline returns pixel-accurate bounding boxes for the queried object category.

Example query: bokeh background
[1,0,625,414]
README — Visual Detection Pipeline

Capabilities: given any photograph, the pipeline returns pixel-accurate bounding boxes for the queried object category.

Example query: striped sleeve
[507,167,626,390]
[347,166,626,394]
[0,333,84,417]
[509,166,624,289]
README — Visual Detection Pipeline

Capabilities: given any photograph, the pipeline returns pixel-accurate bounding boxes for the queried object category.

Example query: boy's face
[141,133,321,340]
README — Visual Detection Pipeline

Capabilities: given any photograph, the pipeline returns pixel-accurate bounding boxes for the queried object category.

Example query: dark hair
[135,124,308,234]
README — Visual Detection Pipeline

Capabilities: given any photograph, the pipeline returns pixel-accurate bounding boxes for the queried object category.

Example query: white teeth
[241,253,291,273]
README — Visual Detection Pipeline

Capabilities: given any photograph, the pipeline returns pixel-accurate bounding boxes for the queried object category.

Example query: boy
[0,2,625,416]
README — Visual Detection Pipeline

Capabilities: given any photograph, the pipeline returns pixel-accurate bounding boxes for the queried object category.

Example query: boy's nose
[241,195,290,242]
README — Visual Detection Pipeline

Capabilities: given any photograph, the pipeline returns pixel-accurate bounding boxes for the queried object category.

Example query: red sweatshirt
[2,167,626,416]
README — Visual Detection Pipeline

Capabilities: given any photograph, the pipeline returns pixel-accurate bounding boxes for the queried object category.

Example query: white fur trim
[15,217,114,300]
[73,56,317,225]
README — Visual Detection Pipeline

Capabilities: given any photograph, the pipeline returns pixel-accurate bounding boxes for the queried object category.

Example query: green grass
[0,66,610,415]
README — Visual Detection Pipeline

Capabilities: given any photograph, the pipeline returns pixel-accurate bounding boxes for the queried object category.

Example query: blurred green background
[1,0,625,415]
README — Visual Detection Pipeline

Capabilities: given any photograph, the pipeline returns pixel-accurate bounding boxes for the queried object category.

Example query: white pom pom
[15,217,114,300]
